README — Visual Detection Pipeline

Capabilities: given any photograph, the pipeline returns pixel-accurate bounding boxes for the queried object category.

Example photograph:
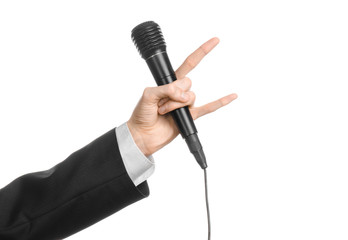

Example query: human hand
[127,37,238,156]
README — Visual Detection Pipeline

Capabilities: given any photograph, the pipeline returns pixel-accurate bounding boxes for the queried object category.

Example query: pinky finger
[191,93,238,120]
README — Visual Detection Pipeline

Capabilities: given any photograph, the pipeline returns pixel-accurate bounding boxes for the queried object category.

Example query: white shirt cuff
[115,122,155,186]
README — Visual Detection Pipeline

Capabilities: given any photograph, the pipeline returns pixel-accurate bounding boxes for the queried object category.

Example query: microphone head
[131,21,166,59]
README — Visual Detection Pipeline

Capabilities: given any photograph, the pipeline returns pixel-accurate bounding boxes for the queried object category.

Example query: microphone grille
[131,21,166,59]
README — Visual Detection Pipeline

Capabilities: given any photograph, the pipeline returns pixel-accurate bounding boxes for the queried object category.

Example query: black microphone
[131,21,207,169]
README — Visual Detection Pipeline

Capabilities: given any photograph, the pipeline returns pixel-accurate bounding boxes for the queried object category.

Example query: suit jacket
[0,128,149,240]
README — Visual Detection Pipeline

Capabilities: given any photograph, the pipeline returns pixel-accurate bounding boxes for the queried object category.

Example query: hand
[127,37,238,156]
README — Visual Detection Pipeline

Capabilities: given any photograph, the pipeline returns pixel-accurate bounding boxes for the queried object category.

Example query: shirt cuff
[115,122,155,186]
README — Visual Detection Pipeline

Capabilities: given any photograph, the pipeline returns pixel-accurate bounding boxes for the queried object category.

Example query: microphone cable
[204,168,211,240]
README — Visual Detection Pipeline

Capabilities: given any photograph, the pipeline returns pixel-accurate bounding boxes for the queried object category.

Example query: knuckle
[185,57,195,69]
[185,77,192,89]
[142,87,152,99]
[199,45,208,55]
[219,99,225,107]
[167,84,176,96]
[191,91,196,101]
[175,88,183,99]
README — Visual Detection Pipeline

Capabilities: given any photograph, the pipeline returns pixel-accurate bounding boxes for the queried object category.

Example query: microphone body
[132,21,207,169]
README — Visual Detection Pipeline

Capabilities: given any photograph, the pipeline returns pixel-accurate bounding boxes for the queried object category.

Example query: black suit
[0,128,149,240]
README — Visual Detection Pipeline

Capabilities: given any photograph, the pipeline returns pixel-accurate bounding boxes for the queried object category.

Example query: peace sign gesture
[127,38,238,156]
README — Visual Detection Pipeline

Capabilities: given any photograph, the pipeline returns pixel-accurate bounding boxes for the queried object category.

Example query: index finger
[175,37,220,79]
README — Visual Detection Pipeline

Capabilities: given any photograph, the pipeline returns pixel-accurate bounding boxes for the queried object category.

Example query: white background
[1,0,347,239]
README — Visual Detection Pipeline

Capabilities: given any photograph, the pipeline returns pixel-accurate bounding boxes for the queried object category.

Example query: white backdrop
[0,1,347,239]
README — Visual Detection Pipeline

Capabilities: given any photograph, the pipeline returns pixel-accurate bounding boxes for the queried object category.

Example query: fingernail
[159,106,165,113]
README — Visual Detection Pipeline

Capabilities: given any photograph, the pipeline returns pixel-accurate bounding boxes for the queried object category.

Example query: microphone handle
[146,50,207,169]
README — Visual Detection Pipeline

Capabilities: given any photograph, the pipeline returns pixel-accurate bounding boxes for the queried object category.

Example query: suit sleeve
[0,128,149,240]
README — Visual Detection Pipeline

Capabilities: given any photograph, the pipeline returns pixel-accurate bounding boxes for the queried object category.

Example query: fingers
[190,93,238,120]
[175,37,220,79]
[158,97,169,107]
[157,77,192,107]
[158,92,238,117]
[174,76,192,90]
[143,77,192,104]
[158,91,196,115]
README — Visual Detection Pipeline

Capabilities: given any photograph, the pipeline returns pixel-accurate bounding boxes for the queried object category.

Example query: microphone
[131,21,207,169]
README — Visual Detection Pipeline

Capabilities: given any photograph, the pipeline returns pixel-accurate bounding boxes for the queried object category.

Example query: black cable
[204,168,211,240]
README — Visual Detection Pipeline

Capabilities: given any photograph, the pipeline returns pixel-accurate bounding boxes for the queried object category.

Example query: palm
[129,95,178,155]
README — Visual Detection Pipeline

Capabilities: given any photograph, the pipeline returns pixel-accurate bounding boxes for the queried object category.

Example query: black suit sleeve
[0,128,149,240]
